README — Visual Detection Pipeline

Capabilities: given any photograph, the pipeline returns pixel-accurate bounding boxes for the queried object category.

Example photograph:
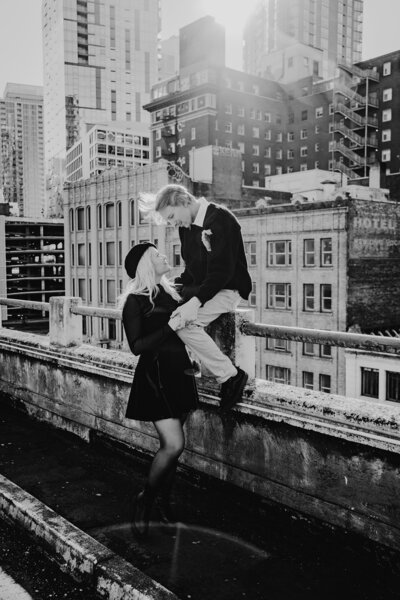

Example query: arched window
[105,202,115,228]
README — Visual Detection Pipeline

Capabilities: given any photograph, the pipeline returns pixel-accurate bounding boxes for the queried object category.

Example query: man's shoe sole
[219,371,248,412]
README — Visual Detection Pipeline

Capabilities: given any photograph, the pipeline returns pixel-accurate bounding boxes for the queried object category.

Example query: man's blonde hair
[155,184,195,212]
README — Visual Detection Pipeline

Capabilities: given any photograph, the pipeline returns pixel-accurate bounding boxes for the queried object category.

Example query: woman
[119,242,198,538]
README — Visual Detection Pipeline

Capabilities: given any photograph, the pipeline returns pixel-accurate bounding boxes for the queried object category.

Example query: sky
[0,0,399,94]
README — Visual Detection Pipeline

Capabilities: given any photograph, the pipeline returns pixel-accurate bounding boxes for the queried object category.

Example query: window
[266,338,290,352]
[264,112,271,123]
[191,127,196,140]
[252,127,260,138]
[300,164,308,172]
[382,109,392,122]
[225,103,232,114]
[276,132,283,142]
[303,342,315,356]
[88,243,92,266]
[276,114,282,125]
[319,374,331,393]
[252,144,259,156]
[382,149,391,162]
[237,106,245,117]
[320,344,332,358]
[268,240,292,266]
[106,279,116,304]
[86,206,91,230]
[303,372,314,390]
[105,203,115,227]
[321,238,333,266]
[77,207,84,230]
[266,365,291,385]
[383,61,391,76]
[267,283,292,309]
[71,243,75,267]
[118,241,122,266]
[78,243,85,266]
[69,209,74,232]
[106,241,115,266]
[244,241,257,266]
[252,162,259,174]
[264,164,271,175]
[386,371,400,402]
[301,110,308,121]
[287,149,294,159]
[303,284,315,311]
[78,279,86,302]
[300,129,308,139]
[287,132,294,141]
[99,242,103,266]
[300,146,308,157]
[315,143,320,152]
[156,146,162,158]
[320,284,332,312]
[238,142,245,153]
[130,199,135,225]
[97,204,102,228]
[264,130,271,140]
[315,125,320,134]
[315,106,323,118]
[383,88,392,102]
[249,282,257,306]
[276,149,282,160]
[117,202,122,227]
[329,103,334,115]
[304,239,315,266]
[382,129,391,142]
[108,319,117,340]
[99,279,103,303]
[237,124,245,135]
[225,122,232,133]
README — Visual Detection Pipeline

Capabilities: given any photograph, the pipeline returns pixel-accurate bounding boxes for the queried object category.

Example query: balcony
[331,141,365,167]
[338,62,380,82]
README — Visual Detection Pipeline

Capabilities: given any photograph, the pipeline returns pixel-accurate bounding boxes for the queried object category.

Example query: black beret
[124,242,156,279]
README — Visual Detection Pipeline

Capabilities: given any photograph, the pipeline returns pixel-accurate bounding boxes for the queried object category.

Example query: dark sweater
[175,202,252,306]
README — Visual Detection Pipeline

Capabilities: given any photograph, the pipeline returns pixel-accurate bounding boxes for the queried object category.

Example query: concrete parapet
[1,323,400,551]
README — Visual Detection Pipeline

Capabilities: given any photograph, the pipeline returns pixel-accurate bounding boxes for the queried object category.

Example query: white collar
[192,196,209,227]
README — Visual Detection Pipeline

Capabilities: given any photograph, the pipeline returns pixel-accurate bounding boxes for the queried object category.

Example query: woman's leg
[133,417,185,536]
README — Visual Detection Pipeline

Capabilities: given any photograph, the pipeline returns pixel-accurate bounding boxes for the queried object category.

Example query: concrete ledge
[0,474,179,600]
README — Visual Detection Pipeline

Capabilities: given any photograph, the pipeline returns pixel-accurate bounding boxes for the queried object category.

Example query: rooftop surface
[0,393,399,600]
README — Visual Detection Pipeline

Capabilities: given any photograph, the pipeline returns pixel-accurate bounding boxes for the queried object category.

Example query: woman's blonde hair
[117,246,180,309]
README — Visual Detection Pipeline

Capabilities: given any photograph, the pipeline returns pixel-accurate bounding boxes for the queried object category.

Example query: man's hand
[171,297,201,326]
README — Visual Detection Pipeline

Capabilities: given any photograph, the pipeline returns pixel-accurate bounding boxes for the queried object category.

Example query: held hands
[170,297,201,328]
[168,313,183,331]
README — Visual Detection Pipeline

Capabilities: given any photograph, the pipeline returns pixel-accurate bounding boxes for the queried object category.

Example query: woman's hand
[168,313,183,331]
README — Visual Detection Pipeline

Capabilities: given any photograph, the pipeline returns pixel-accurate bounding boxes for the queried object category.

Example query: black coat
[122,286,198,421]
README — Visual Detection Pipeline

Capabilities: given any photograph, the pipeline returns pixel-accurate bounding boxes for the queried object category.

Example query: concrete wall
[1,326,400,551]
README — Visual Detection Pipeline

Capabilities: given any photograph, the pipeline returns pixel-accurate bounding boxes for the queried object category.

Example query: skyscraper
[42,0,160,216]
[243,0,363,80]
[0,84,45,218]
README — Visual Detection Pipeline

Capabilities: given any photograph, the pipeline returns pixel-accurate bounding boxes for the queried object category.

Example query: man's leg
[176,290,240,383]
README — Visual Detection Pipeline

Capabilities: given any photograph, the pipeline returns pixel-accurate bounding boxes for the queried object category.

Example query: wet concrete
[0,393,399,600]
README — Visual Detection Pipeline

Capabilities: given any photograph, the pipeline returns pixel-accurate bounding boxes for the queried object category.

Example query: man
[154,184,252,411]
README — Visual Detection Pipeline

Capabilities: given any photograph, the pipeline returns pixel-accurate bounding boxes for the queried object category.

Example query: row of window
[266,365,331,393]
[71,277,122,305]
[266,283,332,312]
[71,240,123,267]
[69,200,147,232]
[241,239,333,268]
[266,338,332,358]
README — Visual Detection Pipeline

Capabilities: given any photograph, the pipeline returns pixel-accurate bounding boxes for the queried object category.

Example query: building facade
[42,0,159,215]
[65,124,151,182]
[0,215,64,331]
[243,0,363,80]
[0,84,44,218]
[346,347,400,404]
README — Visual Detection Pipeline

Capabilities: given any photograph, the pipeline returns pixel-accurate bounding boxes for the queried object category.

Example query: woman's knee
[163,436,184,458]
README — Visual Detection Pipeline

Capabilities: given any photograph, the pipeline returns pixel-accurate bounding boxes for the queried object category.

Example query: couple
[119,184,252,537]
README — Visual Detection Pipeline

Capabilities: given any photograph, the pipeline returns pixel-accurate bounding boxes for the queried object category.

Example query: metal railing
[1,297,400,355]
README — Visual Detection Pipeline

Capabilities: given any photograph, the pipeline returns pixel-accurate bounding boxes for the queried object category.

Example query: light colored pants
[176,289,241,384]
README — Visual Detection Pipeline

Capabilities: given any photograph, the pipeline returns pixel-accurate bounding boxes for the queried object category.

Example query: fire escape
[160,114,179,163]
[332,63,379,182]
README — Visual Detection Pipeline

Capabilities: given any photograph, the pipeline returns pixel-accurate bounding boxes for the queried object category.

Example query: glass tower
[42,0,160,216]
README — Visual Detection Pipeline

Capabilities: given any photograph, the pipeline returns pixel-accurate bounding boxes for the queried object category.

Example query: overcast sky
[0,0,398,94]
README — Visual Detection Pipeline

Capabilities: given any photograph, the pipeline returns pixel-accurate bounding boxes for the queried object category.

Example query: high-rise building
[243,0,363,80]
[42,0,160,216]
[0,84,45,218]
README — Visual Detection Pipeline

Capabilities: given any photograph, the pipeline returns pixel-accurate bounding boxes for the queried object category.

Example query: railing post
[206,308,256,379]
[49,297,83,347]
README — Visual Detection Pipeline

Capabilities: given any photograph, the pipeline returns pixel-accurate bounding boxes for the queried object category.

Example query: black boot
[131,486,154,539]
[157,495,178,524]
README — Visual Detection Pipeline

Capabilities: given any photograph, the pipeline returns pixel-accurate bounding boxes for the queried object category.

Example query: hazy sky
[0,0,398,94]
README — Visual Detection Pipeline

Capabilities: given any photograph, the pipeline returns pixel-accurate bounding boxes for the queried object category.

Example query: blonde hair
[117,247,181,309]
[138,184,194,225]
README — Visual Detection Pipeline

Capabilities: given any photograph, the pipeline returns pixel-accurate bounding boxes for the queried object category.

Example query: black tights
[144,413,188,502]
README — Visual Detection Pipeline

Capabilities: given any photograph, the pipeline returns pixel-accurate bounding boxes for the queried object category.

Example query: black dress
[122,286,199,421]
